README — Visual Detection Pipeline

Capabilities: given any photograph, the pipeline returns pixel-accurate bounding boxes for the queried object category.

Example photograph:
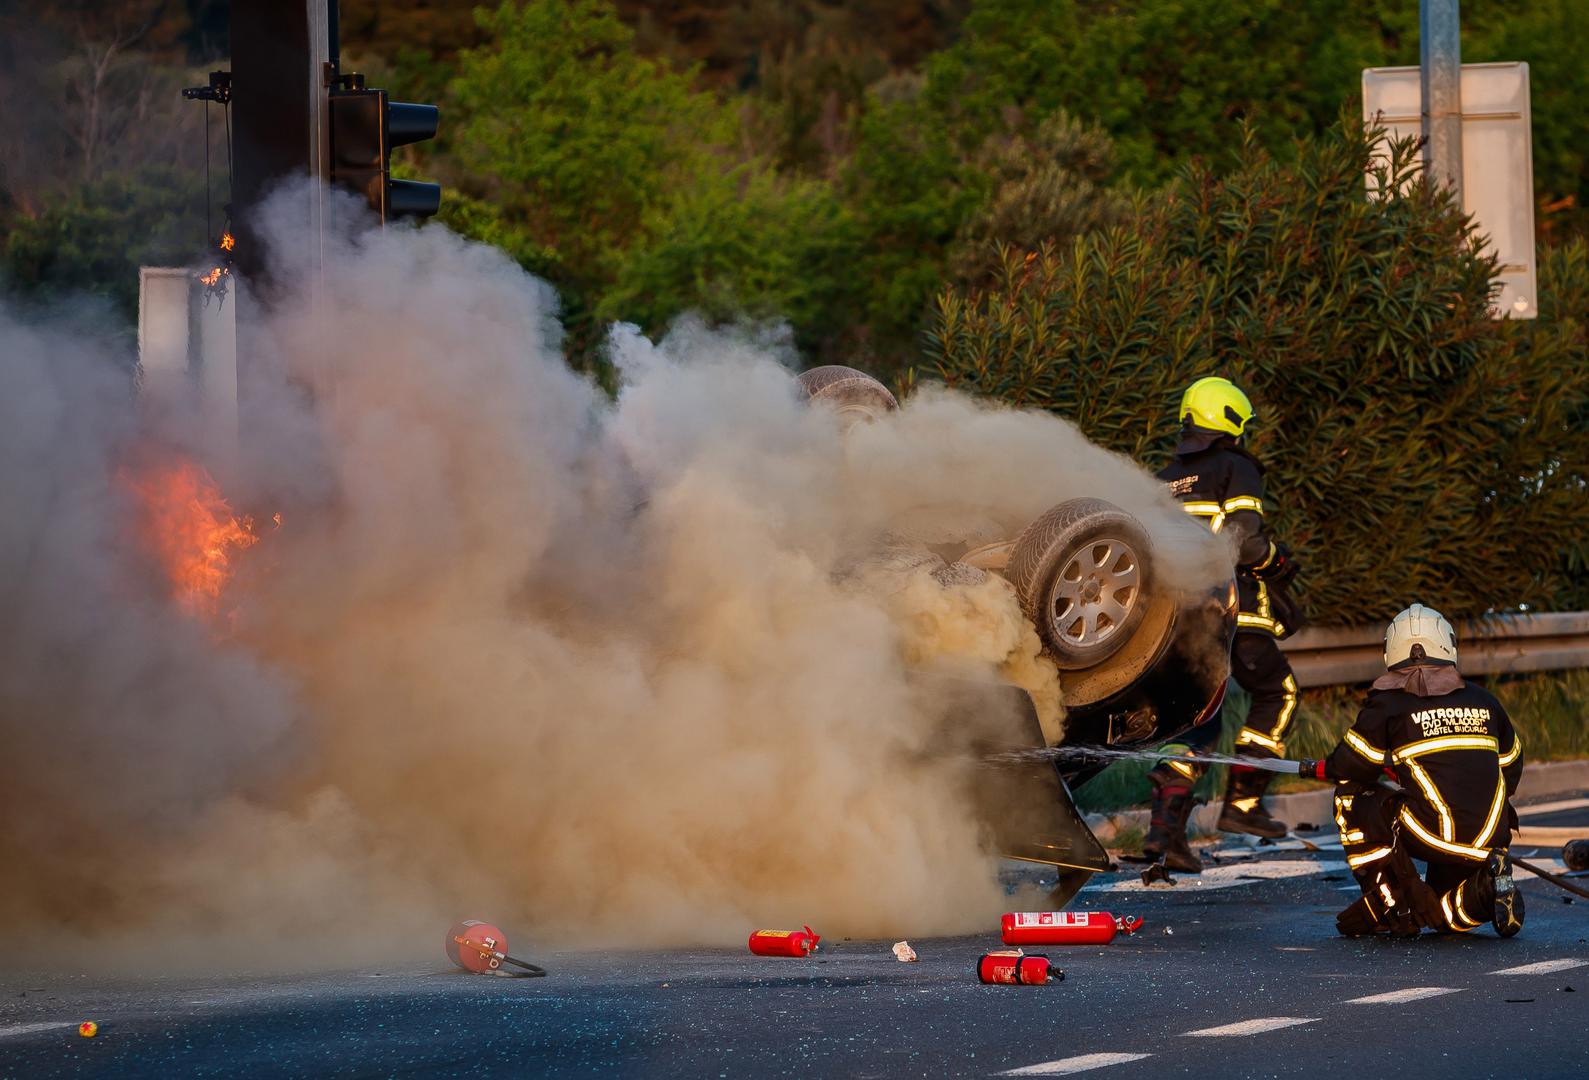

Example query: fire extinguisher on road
[748,926,821,957]
[977,950,1058,985]
[1000,911,1143,947]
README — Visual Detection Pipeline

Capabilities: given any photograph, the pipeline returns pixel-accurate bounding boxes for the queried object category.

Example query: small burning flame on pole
[197,231,236,305]
[121,460,260,616]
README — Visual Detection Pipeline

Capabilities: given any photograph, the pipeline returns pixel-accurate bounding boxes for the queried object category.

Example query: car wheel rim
[1051,538,1141,650]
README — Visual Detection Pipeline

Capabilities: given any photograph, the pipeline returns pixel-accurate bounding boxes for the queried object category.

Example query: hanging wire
[183,70,235,304]
[223,95,234,224]
[204,101,213,245]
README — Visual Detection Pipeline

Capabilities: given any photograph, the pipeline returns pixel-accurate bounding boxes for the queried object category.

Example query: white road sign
[1362,62,1537,319]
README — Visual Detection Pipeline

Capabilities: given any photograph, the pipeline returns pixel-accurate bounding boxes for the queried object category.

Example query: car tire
[795,365,899,424]
[1008,498,1154,669]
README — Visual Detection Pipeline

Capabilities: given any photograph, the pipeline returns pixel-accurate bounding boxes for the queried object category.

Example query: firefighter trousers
[1152,631,1298,787]
[1335,784,1495,933]
[1229,632,1297,760]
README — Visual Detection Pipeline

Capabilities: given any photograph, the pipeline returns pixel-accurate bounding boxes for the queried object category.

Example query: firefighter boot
[1142,782,1202,873]
[1487,850,1525,938]
[1216,766,1288,839]
[1339,865,1422,937]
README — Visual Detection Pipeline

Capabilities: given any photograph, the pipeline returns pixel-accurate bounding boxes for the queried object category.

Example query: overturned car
[797,366,1237,901]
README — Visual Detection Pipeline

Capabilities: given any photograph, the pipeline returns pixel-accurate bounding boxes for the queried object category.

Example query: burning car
[797,366,1236,901]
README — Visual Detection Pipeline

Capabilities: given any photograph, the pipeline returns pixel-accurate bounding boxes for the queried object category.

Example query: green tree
[925,0,1402,183]
[445,0,725,298]
[841,78,985,370]
[948,111,1129,286]
[1,168,204,320]
[1462,0,1589,240]
[601,167,861,356]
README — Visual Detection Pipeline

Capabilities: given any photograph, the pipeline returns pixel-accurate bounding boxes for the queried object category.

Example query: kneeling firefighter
[1301,604,1525,937]
[1145,377,1305,870]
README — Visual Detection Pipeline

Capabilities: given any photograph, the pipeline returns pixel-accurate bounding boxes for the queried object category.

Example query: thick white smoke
[0,190,1228,970]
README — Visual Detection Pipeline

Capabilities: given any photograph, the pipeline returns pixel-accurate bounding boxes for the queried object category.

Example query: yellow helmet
[1180,376,1253,437]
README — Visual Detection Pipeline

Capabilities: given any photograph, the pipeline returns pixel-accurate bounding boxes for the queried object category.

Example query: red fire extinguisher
[977,950,1057,985]
[748,926,820,957]
[445,920,548,977]
[1000,910,1144,946]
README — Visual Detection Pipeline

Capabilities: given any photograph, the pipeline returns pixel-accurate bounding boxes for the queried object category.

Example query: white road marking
[1183,1016,1318,1037]
[0,1022,78,1040]
[1087,860,1348,892]
[1516,797,1589,817]
[1513,826,1588,843]
[1490,959,1589,976]
[1001,1052,1153,1075]
[1345,986,1462,1005]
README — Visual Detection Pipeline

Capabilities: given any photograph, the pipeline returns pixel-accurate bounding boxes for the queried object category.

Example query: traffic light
[328,85,440,222]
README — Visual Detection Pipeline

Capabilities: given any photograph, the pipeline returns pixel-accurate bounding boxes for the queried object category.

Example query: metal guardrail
[1278,612,1589,689]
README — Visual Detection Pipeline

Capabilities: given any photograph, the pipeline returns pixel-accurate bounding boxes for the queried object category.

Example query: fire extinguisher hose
[500,954,549,977]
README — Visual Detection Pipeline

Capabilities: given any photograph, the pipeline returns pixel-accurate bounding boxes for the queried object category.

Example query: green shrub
[601,167,862,357]
[928,121,1589,623]
[1,168,203,321]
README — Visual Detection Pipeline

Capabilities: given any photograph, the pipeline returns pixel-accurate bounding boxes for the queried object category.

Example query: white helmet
[1384,603,1458,668]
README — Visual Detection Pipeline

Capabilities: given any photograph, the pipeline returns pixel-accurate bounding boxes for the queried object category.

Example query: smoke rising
[0,189,1228,969]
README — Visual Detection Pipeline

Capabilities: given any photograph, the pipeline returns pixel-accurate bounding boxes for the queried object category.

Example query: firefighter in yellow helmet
[1296,604,1524,936]
[1144,377,1305,869]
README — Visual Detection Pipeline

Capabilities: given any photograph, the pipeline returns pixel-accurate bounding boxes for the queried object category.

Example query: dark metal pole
[1420,0,1464,203]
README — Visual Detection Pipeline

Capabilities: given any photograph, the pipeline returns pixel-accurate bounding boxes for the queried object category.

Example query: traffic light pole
[225,0,439,435]
[230,0,333,293]
[1419,0,1464,203]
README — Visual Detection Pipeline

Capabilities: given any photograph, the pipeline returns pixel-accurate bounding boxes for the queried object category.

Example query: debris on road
[1564,839,1588,871]
[78,1022,98,1038]
[1001,911,1143,946]
[1141,863,1175,886]
[891,940,918,962]
[749,926,821,957]
[977,950,1058,985]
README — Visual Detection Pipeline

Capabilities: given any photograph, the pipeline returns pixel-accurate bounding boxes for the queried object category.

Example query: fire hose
[1510,857,1589,902]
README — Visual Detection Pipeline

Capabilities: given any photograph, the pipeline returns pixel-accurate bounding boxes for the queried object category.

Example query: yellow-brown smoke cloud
[0,193,1229,970]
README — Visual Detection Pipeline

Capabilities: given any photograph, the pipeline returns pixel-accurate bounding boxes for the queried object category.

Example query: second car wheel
[1007,498,1154,669]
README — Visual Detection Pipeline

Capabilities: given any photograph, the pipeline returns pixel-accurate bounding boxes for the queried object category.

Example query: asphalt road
[4,799,1586,1079]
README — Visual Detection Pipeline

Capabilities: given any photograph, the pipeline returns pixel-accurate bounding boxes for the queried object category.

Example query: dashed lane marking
[1182,1016,1318,1037]
[1490,959,1589,976]
[1001,1052,1154,1075]
[0,1022,79,1040]
[1345,987,1462,1005]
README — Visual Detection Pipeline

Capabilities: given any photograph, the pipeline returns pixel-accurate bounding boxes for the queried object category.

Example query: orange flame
[122,461,259,615]
[220,231,236,252]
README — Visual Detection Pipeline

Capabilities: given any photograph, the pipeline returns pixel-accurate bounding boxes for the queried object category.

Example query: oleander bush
[928,121,1589,624]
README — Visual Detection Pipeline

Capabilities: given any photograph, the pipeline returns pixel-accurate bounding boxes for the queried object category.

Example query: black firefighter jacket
[1326,676,1524,864]
[1157,434,1294,637]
